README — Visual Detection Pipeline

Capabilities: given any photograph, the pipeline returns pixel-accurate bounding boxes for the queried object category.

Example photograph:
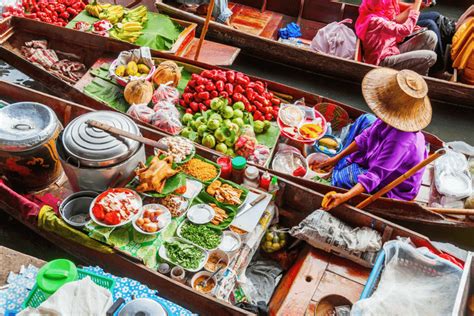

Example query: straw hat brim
[362,68,432,132]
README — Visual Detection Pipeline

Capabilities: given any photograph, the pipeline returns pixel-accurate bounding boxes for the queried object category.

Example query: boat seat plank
[0,246,46,286]
[182,38,240,66]
[327,255,370,286]
[230,4,276,36]
[311,270,365,305]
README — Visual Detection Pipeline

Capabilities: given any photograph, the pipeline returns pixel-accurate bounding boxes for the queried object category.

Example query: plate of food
[133,204,172,235]
[177,220,223,251]
[90,188,142,227]
[205,179,248,207]
[158,194,189,218]
[179,156,221,184]
[156,136,195,164]
[159,237,208,272]
[277,104,327,144]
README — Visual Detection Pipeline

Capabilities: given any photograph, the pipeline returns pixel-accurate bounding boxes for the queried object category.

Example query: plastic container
[217,156,232,180]
[260,171,271,191]
[23,268,115,308]
[36,259,78,295]
[231,156,247,184]
[243,166,259,188]
[59,191,98,228]
[170,266,186,284]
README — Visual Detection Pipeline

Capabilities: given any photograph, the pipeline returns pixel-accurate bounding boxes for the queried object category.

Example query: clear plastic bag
[247,145,271,166]
[434,148,472,199]
[151,102,182,135]
[152,83,180,105]
[126,104,155,124]
[351,239,463,316]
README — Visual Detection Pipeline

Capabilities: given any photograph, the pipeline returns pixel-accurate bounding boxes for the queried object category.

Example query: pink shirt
[362,10,420,65]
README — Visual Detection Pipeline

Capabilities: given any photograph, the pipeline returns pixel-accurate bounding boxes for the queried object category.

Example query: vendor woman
[315,68,431,210]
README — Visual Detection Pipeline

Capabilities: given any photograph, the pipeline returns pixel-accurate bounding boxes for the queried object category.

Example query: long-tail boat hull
[155,1,474,108]
[0,80,459,315]
[0,17,472,229]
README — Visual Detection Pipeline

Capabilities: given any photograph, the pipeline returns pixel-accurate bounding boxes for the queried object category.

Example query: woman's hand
[322,192,349,210]
[313,156,339,171]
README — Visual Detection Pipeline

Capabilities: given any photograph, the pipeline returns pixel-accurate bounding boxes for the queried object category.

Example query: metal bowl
[60,191,98,228]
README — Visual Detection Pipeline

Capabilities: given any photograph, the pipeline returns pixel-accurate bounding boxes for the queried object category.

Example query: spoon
[198,261,224,288]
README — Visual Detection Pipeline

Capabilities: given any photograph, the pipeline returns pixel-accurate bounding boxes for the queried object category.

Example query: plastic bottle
[231,156,247,184]
[260,171,271,191]
[268,176,279,200]
[243,166,260,188]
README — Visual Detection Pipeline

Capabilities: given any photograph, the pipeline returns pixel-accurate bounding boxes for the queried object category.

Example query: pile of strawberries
[179,69,281,121]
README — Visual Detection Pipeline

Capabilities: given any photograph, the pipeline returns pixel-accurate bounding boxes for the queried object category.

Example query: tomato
[104,211,121,225]
[92,204,105,220]
[174,185,187,194]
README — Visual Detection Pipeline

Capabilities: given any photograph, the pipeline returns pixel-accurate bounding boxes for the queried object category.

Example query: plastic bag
[151,102,182,135]
[152,83,180,105]
[126,104,154,124]
[109,47,154,86]
[289,210,382,253]
[235,135,257,159]
[247,145,271,166]
[434,148,472,199]
[351,239,462,316]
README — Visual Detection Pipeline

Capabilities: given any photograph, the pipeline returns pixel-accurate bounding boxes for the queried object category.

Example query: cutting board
[230,190,271,233]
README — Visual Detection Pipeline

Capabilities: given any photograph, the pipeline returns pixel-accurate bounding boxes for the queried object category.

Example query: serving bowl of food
[156,136,195,164]
[191,271,218,295]
[90,188,142,228]
[133,204,172,235]
[204,249,229,273]
[306,152,332,179]
[158,194,189,218]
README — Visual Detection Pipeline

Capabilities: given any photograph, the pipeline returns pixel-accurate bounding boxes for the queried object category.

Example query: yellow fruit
[321,191,337,209]
[265,233,273,241]
[137,64,150,74]
[264,241,272,249]
[115,65,126,77]
[126,61,138,76]
[272,243,280,250]
[319,137,339,150]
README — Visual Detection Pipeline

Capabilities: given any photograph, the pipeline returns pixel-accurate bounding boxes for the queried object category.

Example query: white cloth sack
[19,277,113,316]
[310,19,357,60]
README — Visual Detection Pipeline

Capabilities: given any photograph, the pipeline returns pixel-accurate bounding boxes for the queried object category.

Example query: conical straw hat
[362,68,432,132]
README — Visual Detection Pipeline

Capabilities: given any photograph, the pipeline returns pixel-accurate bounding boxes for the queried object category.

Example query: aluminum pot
[0,102,63,192]
[59,191,98,228]
[57,111,145,192]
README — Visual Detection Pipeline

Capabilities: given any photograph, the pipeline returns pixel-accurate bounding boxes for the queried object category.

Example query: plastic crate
[23,268,115,309]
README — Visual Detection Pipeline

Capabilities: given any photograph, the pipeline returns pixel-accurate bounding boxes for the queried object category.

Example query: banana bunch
[110,22,143,43]
[85,1,111,18]
[98,5,125,24]
[122,5,148,24]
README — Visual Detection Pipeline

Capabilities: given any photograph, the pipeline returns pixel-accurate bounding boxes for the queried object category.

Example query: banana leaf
[179,155,221,185]
[83,77,129,112]
[128,172,186,198]
[201,178,249,209]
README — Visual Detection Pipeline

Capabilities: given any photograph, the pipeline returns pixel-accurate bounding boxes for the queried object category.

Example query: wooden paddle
[194,0,215,62]
[355,149,446,210]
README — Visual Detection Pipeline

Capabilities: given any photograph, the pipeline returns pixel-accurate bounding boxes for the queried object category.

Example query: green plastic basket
[22,268,115,309]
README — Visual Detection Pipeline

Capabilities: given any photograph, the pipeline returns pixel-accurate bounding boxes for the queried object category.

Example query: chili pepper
[265,113,273,120]
[215,80,224,92]
[196,76,207,86]
[24,13,37,18]
[184,87,192,94]
[56,3,66,12]
[254,84,265,94]
[219,91,229,98]
[179,99,186,107]
[197,91,210,100]
[215,73,227,82]
[204,99,211,107]
[72,2,82,10]
[182,93,193,104]
[224,83,233,95]
[191,73,201,81]
[271,97,281,106]
[187,79,196,88]
[198,103,207,111]
[254,101,264,111]
[210,90,218,98]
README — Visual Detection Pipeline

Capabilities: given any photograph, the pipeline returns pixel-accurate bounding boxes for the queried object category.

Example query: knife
[236,193,267,218]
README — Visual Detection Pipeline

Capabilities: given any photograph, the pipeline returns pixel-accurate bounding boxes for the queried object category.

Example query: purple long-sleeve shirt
[348,119,427,200]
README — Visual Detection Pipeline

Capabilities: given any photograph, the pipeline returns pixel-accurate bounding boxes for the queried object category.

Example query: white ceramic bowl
[204,249,229,273]
[218,231,241,257]
[89,188,142,228]
[306,152,332,179]
[187,204,215,224]
[133,204,172,235]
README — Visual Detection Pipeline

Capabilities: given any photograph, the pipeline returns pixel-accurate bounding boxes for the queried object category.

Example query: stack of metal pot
[0,102,63,192]
[57,111,145,192]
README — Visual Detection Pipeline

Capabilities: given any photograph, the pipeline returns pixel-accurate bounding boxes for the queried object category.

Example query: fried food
[135,156,177,193]
[206,180,243,205]
[180,158,218,182]
[210,203,228,225]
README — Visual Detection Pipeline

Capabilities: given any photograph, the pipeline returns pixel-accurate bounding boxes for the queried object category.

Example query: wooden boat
[155,0,474,108]
[0,80,462,315]
[0,16,472,229]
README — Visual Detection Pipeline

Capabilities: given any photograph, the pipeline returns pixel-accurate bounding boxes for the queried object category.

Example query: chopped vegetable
[164,241,204,269]
[180,222,222,249]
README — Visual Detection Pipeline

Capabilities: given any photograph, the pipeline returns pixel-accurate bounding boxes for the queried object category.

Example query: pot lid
[62,111,140,167]
[118,298,167,316]
[0,102,59,151]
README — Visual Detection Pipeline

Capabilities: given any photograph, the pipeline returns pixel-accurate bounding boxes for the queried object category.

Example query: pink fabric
[0,179,40,221]
[359,10,420,65]
[355,0,401,41]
